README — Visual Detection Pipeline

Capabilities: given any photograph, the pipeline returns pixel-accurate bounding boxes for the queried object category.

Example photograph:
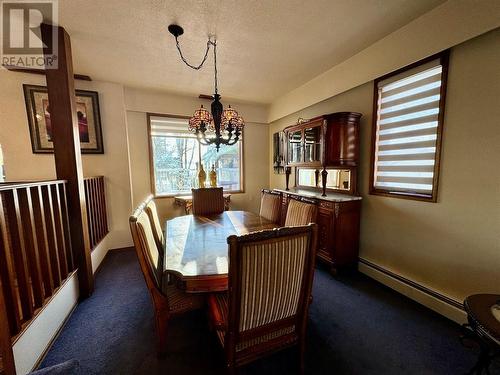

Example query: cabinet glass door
[288,130,303,164]
[304,126,321,163]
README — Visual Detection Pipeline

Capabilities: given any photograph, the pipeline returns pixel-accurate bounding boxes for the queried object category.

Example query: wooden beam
[2,65,91,81]
[40,23,94,298]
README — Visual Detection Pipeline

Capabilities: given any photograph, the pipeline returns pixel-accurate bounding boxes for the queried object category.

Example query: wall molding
[358,258,467,324]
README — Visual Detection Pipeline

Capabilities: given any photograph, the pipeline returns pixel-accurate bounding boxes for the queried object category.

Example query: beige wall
[0,71,133,251]
[269,29,500,307]
[269,0,500,121]
[124,87,269,221]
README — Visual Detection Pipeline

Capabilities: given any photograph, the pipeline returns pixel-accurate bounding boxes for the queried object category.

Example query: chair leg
[299,339,306,374]
[226,363,237,375]
[156,311,169,358]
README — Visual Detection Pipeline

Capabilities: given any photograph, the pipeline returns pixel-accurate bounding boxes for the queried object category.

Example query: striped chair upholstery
[191,187,225,216]
[259,189,281,224]
[130,201,204,355]
[285,198,317,226]
[208,224,318,372]
[144,195,164,252]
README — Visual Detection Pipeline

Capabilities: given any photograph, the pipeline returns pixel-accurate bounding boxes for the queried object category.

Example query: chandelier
[168,24,244,151]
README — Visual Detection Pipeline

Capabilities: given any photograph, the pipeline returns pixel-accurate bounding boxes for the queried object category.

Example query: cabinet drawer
[319,201,333,210]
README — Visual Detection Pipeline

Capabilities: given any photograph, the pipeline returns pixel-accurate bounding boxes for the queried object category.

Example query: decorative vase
[198,163,206,188]
[209,164,217,187]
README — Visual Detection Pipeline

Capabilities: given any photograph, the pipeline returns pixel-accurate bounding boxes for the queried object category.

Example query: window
[148,114,243,196]
[370,51,449,202]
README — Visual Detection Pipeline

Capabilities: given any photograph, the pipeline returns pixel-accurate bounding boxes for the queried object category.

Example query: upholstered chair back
[226,224,318,353]
[191,187,224,216]
[285,198,317,226]
[259,189,282,224]
[130,206,162,293]
[145,195,164,252]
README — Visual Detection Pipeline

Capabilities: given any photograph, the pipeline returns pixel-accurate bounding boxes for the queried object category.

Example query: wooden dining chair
[285,197,317,226]
[191,187,225,216]
[208,224,318,374]
[129,201,204,356]
[144,195,164,252]
[259,189,282,224]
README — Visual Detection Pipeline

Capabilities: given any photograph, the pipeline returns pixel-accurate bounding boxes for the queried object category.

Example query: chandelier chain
[213,40,218,94]
[174,36,216,69]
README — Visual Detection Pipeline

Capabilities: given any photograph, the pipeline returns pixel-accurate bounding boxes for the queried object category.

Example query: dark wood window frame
[369,50,450,202]
[147,112,245,198]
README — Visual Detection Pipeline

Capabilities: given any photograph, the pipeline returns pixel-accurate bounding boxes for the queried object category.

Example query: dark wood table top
[164,211,278,292]
[464,294,500,345]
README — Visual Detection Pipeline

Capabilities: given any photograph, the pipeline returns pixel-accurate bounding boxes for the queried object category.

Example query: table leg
[462,323,499,375]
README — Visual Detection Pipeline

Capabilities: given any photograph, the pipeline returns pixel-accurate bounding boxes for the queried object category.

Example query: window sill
[154,189,245,199]
[369,188,436,203]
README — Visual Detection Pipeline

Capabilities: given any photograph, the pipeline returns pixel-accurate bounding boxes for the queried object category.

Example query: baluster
[0,193,22,334]
[92,178,99,247]
[41,185,62,288]
[101,177,108,235]
[17,187,44,308]
[91,178,98,248]
[96,178,104,244]
[3,189,34,322]
[83,179,93,250]
[0,279,15,375]
[51,184,68,278]
[30,186,54,297]
[59,183,74,272]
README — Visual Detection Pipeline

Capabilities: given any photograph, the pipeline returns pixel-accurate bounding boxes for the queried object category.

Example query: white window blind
[372,55,447,200]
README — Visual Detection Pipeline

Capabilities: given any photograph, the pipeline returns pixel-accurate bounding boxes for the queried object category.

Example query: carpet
[39,249,499,374]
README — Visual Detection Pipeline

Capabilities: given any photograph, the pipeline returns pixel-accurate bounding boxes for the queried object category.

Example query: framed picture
[23,84,104,154]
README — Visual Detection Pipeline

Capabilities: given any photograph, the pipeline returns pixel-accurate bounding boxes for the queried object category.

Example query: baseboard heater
[358,258,464,311]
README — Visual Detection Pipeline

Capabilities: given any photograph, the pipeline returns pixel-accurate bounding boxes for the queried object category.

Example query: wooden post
[40,24,94,298]
[0,282,16,374]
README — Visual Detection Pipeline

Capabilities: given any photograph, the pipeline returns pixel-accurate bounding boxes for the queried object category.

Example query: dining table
[163,210,278,293]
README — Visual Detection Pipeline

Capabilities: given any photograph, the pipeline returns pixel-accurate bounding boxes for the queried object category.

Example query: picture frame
[23,84,104,154]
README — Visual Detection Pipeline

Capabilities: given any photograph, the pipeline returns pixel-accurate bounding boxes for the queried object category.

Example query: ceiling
[59,0,446,104]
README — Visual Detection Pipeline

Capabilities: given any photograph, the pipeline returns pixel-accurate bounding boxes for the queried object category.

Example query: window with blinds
[370,51,449,202]
[148,114,243,196]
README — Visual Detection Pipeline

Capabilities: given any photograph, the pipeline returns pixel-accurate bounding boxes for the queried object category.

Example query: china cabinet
[280,112,362,272]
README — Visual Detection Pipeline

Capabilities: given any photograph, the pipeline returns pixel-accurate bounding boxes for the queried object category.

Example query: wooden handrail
[0,180,67,191]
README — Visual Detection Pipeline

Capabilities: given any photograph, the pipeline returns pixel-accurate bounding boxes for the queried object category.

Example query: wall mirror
[296,167,352,192]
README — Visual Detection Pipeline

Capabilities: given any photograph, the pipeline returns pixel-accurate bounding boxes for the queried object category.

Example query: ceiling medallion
[168,24,244,152]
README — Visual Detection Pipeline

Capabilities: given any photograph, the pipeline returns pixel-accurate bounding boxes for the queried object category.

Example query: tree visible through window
[148,115,243,196]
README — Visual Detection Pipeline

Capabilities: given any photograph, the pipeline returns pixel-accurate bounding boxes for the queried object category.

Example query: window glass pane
[152,136,198,195]
[149,115,243,195]
[288,130,303,163]
[304,127,321,162]
[200,142,241,191]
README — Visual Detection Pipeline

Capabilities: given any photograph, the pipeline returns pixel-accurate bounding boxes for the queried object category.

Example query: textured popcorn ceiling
[59,0,445,104]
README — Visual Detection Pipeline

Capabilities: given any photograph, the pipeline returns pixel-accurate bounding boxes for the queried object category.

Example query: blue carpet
[40,249,499,374]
